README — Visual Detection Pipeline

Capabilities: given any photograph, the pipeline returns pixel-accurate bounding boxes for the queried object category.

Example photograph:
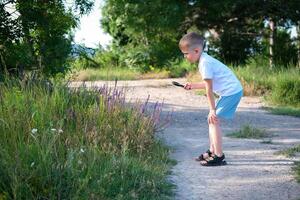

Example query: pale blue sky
[74,0,112,48]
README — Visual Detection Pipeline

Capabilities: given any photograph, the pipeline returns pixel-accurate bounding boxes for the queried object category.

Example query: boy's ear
[196,46,203,54]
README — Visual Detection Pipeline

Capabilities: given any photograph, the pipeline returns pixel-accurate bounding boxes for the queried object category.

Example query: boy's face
[180,45,202,63]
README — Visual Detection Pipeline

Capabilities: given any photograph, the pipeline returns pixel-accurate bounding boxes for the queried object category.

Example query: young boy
[179,32,243,166]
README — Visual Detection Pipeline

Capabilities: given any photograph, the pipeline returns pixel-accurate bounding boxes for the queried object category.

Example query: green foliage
[261,28,298,67]
[167,59,197,78]
[227,124,270,139]
[0,0,93,78]
[233,62,300,108]
[266,107,300,118]
[233,64,273,96]
[72,68,140,81]
[211,27,261,66]
[0,79,174,199]
[294,162,300,183]
[277,146,300,185]
[276,145,300,157]
[273,29,298,67]
[181,0,300,67]
[96,49,120,68]
[101,0,187,70]
[268,72,300,107]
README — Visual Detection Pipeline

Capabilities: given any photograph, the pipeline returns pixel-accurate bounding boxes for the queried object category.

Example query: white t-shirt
[198,53,243,96]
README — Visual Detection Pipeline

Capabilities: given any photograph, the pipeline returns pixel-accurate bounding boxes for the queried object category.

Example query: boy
[179,32,243,166]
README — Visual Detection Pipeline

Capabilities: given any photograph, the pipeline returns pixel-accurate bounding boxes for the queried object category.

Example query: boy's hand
[208,109,219,124]
[184,82,192,90]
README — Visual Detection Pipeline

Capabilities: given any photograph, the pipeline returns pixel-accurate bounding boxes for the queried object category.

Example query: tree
[185,0,300,67]
[182,0,263,66]
[101,0,188,70]
[0,0,94,79]
[101,0,300,68]
[262,28,298,67]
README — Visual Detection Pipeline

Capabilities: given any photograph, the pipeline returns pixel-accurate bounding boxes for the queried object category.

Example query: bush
[167,59,197,78]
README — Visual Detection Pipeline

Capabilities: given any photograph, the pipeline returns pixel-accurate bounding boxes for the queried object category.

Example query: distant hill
[71,44,97,58]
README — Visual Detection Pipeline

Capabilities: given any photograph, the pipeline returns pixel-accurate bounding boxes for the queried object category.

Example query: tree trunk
[0,45,8,75]
[297,23,300,68]
[269,19,275,69]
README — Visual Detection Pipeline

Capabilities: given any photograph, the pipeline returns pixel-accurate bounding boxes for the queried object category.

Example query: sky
[74,0,112,48]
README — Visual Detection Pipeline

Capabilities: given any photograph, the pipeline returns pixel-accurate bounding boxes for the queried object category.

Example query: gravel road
[71,78,300,200]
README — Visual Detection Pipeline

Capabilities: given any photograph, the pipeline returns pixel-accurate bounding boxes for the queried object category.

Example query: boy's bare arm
[204,79,219,124]
[184,81,206,90]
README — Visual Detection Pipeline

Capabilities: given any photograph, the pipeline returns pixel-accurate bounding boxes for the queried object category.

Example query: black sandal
[200,154,227,166]
[195,149,213,161]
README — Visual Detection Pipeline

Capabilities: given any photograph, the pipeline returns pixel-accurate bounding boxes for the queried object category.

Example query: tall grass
[69,57,195,81]
[0,79,174,199]
[234,66,300,108]
[268,71,300,107]
[71,68,171,81]
[72,68,141,81]
[233,65,273,96]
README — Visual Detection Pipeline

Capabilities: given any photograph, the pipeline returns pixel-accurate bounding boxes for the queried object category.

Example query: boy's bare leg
[198,137,213,159]
[209,134,214,155]
[209,121,223,157]
[202,136,214,159]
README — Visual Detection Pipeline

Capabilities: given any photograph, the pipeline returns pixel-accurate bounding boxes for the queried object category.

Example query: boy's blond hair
[179,32,205,50]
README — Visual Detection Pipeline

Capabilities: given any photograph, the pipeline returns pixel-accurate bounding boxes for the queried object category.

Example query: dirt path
[72,79,300,200]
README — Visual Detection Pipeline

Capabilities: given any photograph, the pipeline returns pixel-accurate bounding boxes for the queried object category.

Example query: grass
[293,162,300,183]
[263,106,300,117]
[71,68,170,81]
[227,124,270,139]
[276,145,300,157]
[233,65,273,96]
[71,68,141,81]
[275,145,300,184]
[0,78,175,199]
[69,57,196,81]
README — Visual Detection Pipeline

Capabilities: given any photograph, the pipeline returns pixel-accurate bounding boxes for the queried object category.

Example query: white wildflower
[51,128,57,132]
[58,129,63,133]
[80,148,85,153]
[31,128,38,134]
[30,162,35,167]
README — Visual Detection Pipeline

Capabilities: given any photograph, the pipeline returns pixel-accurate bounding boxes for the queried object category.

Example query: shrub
[167,59,197,78]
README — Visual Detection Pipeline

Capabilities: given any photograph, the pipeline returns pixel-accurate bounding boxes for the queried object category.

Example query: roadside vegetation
[0,78,174,199]
[2,0,300,197]
[227,124,270,139]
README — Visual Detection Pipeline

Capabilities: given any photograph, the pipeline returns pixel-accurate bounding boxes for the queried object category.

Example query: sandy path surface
[71,79,300,200]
